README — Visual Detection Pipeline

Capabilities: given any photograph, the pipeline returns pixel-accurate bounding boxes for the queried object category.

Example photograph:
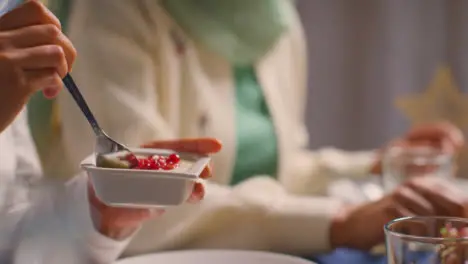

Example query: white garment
[56,0,378,261]
[0,110,131,263]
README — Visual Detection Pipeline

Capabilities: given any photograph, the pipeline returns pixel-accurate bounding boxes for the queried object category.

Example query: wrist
[90,202,139,241]
[98,224,139,241]
[329,204,354,249]
[370,156,382,175]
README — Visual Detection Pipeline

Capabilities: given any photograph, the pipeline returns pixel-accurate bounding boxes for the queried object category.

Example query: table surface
[312,248,385,264]
[312,247,441,264]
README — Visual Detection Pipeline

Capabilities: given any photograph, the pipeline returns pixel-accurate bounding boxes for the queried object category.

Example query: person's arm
[11,109,43,183]
[65,174,136,264]
[121,176,344,256]
[285,148,377,195]
[68,174,344,260]
[5,108,125,263]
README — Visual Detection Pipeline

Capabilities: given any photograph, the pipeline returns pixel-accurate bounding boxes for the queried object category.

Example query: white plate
[116,250,315,264]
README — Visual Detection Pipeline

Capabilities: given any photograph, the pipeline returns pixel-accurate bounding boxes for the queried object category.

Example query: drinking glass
[382,145,453,192]
[385,216,468,264]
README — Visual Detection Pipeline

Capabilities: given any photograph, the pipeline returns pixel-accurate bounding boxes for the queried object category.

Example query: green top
[231,66,278,185]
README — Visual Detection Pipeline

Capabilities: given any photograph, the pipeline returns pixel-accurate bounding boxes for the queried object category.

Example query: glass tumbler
[385,216,468,264]
[382,145,453,192]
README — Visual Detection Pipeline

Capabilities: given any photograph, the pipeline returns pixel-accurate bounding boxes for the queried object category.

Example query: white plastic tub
[80,148,210,208]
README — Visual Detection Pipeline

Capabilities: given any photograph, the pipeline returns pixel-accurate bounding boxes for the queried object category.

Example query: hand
[88,138,222,240]
[330,176,468,250]
[371,121,465,174]
[0,0,76,132]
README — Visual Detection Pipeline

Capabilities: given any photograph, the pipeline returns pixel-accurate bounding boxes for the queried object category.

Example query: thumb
[141,138,222,155]
[406,122,464,150]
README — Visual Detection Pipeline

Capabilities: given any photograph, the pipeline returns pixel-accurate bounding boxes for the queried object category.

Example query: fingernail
[149,208,165,216]
[43,87,59,99]
[187,192,198,203]
[187,195,200,204]
[188,192,204,203]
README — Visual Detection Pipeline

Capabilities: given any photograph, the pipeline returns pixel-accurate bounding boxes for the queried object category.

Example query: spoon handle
[62,74,103,136]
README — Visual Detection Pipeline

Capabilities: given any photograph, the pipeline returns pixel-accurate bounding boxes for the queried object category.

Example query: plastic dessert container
[80,148,210,208]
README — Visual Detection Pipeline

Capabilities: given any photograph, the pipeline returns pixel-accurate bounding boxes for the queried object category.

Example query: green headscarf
[162,0,295,65]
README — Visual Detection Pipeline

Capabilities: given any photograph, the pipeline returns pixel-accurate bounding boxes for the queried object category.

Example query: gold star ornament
[396,66,468,177]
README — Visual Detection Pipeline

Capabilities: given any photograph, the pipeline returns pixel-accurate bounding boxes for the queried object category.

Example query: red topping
[167,153,180,164]
[124,153,180,171]
[148,158,159,170]
[124,153,139,168]
[137,159,147,169]
[163,163,177,170]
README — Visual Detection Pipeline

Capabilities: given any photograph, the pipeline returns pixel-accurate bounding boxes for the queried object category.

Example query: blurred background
[298,0,468,150]
[24,0,468,178]
[297,0,468,177]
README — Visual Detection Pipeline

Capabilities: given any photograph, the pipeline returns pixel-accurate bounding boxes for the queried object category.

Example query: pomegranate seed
[156,156,165,164]
[120,153,179,171]
[167,153,180,164]
[125,153,139,168]
[125,153,137,161]
[163,163,176,170]
[145,159,154,169]
[137,159,148,169]
[460,227,468,237]
[148,158,160,170]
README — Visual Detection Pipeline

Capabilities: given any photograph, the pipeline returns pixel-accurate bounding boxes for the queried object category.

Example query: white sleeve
[284,148,377,195]
[2,113,129,264]
[9,174,132,264]
[4,110,128,263]
[57,0,174,169]
[10,108,42,182]
[66,174,135,264]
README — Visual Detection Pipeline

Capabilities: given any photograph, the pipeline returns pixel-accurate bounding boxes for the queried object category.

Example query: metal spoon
[62,74,131,158]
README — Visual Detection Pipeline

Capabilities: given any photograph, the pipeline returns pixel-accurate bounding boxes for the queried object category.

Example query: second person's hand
[371,122,465,175]
[330,176,468,250]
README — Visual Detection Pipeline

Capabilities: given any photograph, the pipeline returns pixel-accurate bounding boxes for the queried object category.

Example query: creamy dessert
[97,151,193,172]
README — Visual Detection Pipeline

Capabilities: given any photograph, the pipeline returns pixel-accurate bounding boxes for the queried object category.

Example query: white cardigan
[56,0,377,260]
